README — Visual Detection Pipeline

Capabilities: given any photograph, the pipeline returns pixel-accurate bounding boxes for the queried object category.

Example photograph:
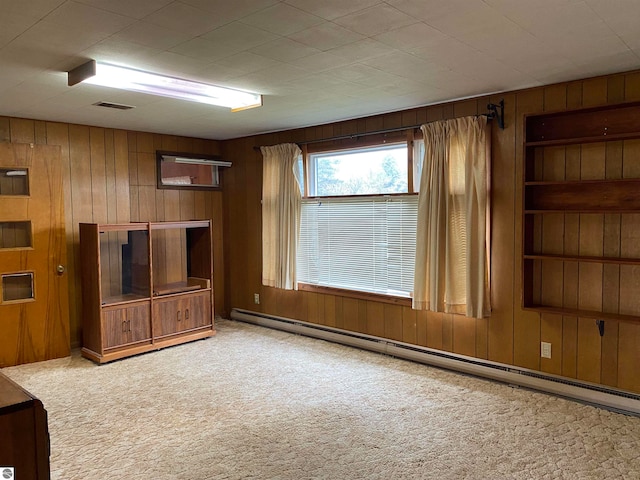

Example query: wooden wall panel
[513,88,543,370]
[487,93,516,365]
[222,69,640,395]
[2,120,222,347]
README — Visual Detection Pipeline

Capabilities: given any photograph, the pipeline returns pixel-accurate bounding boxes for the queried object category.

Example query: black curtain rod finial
[487,99,505,129]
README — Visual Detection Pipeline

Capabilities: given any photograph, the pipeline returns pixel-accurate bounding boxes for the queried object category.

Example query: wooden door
[0,143,69,366]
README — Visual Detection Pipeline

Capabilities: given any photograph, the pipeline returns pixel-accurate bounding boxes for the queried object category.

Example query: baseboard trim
[230,308,640,416]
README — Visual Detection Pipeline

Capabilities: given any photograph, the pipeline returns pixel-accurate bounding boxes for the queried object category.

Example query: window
[297,195,417,297]
[297,142,418,298]
[308,144,408,197]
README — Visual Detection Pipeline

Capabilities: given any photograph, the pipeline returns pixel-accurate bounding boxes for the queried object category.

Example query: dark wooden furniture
[522,101,640,326]
[0,372,50,479]
[79,220,215,363]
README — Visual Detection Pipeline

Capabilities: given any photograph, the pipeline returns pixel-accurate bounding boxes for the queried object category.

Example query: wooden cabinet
[153,291,211,338]
[102,303,151,349]
[0,372,50,480]
[522,101,640,327]
[80,221,215,363]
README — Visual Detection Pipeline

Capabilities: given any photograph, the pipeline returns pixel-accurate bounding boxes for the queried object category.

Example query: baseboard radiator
[230,308,640,416]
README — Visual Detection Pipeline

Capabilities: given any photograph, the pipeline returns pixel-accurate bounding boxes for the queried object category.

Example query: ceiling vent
[92,101,135,110]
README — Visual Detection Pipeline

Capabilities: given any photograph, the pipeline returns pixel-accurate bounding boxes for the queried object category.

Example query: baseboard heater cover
[230,308,640,416]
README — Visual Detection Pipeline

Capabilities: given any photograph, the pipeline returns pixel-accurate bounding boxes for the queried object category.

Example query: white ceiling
[1,0,639,140]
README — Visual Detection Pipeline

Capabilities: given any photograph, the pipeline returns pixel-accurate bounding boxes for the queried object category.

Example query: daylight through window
[297,142,418,297]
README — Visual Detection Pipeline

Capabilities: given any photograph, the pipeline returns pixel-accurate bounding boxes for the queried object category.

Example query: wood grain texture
[0,144,70,366]
[487,93,516,365]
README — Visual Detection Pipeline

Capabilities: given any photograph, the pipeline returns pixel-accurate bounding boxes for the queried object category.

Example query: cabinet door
[182,292,211,330]
[153,298,182,338]
[153,292,211,338]
[102,304,151,349]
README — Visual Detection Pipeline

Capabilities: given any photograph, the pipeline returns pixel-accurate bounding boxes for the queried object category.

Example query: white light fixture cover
[68,60,262,111]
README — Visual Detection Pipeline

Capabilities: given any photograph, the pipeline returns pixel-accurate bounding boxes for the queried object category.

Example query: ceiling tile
[147,51,211,76]
[362,51,446,82]
[334,4,418,36]
[240,3,324,36]
[249,37,321,62]
[201,22,278,51]
[326,38,396,62]
[114,21,192,50]
[0,12,40,48]
[74,0,173,19]
[386,0,472,22]
[504,2,604,38]
[143,2,226,36]
[8,20,108,57]
[587,0,640,36]
[284,0,382,21]
[79,37,160,66]
[288,22,365,51]
[43,1,135,33]
[373,22,449,51]
[1,0,66,17]
[231,63,309,94]
[287,52,353,73]
[181,0,280,18]
[213,52,283,75]
[170,38,236,61]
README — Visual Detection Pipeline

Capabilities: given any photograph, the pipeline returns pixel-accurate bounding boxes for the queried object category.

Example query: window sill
[298,283,412,307]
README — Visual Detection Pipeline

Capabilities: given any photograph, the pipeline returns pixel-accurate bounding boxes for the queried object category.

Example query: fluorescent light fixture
[68,60,262,112]
[4,170,27,176]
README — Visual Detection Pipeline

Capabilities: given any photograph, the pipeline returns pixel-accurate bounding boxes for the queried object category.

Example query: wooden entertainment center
[79,220,215,363]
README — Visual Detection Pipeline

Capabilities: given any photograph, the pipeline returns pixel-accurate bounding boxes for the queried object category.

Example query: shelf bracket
[596,319,605,337]
[487,99,505,130]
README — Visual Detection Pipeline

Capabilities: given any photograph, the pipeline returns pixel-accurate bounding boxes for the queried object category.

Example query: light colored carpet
[3,318,640,479]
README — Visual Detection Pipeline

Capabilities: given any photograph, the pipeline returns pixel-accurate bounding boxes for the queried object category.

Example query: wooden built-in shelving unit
[523,101,640,327]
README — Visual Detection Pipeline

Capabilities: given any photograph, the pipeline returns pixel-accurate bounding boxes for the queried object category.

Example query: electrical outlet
[541,342,552,359]
[254,293,260,304]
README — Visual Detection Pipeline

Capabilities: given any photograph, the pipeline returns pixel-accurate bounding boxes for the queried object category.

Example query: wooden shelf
[525,100,640,144]
[524,179,640,211]
[525,132,640,147]
[153,282,201,296]
[522,305,640,325]
[523,254,640,265]
[101,293,150,306]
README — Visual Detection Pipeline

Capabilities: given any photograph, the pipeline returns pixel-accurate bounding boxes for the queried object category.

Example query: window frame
[296,132,421,303]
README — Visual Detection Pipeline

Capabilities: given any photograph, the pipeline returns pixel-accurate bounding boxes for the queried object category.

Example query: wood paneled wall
[222,70,640,394]
[0,118,224,347]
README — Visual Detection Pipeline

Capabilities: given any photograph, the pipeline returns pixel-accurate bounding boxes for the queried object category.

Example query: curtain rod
[253,100,504,151]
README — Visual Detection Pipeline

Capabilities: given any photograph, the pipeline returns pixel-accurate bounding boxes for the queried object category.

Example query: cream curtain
[261,143,302,290]
[413,116,491,318]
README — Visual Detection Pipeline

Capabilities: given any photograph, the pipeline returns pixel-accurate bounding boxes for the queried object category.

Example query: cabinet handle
[122,320,127,333]
[127,319,132,333]
[185,308,189,320]
[177,310,182,322]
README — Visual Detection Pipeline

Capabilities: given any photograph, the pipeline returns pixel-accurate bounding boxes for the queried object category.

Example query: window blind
[297,195,418,297]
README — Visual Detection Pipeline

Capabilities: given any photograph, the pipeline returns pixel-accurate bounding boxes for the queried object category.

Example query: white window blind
[297,195,418,297]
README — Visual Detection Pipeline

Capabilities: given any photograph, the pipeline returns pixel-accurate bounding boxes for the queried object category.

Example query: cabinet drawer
[102,304,151,349]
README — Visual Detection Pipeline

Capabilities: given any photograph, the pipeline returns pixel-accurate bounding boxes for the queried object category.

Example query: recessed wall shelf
[522,101,640,328]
